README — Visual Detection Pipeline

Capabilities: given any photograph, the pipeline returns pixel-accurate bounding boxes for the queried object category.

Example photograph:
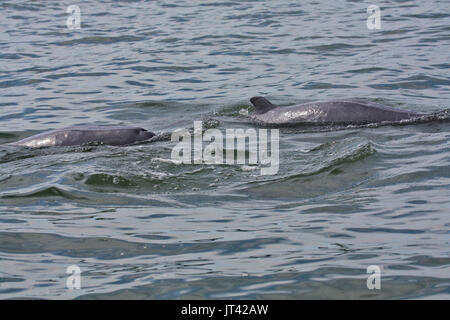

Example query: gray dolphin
[8,126,155,148]
[250,96,425,125]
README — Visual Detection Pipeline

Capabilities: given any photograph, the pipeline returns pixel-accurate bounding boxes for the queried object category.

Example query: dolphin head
[135,128,155,142]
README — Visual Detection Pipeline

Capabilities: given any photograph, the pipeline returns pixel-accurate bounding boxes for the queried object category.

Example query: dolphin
[249,96,425,125]
[8,126,155,148]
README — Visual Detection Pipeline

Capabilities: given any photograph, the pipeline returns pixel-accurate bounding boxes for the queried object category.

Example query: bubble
[239,108,249,116]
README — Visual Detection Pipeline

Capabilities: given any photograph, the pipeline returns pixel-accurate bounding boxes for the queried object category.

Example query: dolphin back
[250,96,425,125]
[9,126,155,148]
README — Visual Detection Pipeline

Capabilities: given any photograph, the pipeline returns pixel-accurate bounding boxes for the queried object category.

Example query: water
[0,0,449,299]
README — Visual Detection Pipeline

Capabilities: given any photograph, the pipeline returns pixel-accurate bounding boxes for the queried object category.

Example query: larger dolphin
[8,126,155,148]
[250,96,425,125]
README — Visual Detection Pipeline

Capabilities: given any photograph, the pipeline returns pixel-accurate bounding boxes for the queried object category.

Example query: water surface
[0,0,449,299]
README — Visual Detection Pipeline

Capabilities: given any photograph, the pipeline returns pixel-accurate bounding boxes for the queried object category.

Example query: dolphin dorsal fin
[250,96,278,114]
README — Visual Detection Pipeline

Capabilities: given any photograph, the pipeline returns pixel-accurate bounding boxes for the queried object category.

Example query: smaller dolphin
[250,96,425,125]
[9,126,155,148]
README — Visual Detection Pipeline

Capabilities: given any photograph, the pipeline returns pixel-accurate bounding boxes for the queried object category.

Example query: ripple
[0,232,284,260]
[54,35,144,46]
[1,186,85,200]
[370,75,450,90]
[346,227,425,234]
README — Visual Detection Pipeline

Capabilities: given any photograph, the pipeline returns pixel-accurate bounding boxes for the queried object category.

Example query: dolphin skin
[250,96,425,125]
[9,126,155,148]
